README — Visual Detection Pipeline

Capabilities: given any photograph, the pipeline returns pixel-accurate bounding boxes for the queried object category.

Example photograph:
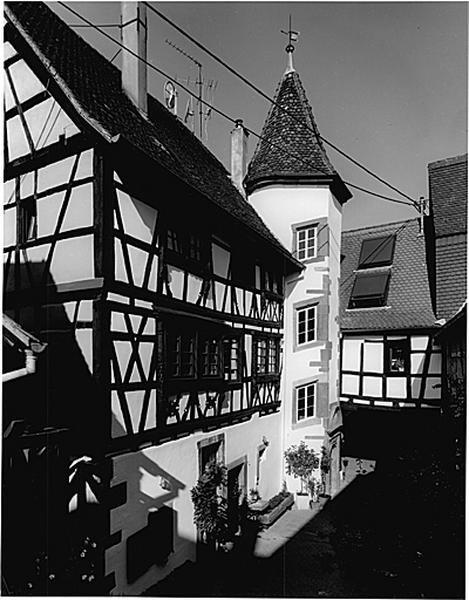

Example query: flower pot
[295,493,310,510]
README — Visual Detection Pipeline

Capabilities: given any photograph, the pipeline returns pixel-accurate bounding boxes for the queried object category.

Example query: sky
[49,1,467,230]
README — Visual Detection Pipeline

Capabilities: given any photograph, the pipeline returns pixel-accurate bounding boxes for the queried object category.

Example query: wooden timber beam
[4,133,93,180]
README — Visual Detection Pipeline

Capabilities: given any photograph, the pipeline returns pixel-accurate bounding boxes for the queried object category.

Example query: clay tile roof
[5,1,302,271]
[340,218,437,332]
[245,70,351,203]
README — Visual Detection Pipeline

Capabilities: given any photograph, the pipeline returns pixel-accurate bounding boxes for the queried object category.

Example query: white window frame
[296,382,316,421]
[296,225,317,261]
[296,305,316,346]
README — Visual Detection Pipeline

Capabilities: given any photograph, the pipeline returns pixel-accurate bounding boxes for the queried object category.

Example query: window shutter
[316,302,329,342]
[316,381,329,418]
[317,223,329,258]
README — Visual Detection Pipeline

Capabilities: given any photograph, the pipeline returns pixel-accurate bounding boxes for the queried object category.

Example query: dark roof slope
[428,154,467,320]
[340,219,437,332]
[428,153,467,238]
[245,69,351,202]
[5,2,300,269]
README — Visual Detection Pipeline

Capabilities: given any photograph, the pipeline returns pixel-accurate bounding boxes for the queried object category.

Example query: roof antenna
[166,39,204,141]
[281,15,299,74]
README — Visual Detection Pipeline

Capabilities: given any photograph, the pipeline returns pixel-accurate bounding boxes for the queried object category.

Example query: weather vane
[281,15,299,53]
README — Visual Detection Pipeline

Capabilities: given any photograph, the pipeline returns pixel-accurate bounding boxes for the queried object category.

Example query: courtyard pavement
[144,451,464,598]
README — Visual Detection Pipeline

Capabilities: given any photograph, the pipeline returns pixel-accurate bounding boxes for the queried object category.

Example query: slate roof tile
[244,69,351,203]
[5,1,300,269]
[429,154,467,238]
[340,218,437,331]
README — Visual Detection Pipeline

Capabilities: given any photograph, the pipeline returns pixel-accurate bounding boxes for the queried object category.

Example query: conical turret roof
[245,69,351,203]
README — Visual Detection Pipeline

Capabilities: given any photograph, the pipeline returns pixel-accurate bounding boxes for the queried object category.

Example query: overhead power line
[340,220,410,290]
[57,2,416,208]
[143,2,418,208]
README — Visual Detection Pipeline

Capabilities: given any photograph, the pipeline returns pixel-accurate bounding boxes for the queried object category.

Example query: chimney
[121,2,148,116]
[231,119,249,195]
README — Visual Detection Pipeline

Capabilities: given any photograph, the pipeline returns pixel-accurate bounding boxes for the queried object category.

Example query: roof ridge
[5,1,300,268]
[342,217,417,235]
[428,153,468,170]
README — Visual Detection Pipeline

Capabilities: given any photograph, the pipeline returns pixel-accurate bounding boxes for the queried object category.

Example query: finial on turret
[281,15,299,73]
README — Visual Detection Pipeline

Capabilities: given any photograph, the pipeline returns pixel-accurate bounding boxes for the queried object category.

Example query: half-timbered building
[3,2,303,594]
[333,217,442,493]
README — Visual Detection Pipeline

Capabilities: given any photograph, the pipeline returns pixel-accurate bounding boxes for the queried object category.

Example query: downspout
[3,349,41,383]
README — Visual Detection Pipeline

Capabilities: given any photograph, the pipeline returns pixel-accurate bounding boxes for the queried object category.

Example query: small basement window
[359,235,395,269]
[384,339,409,374]
[349,271,390,308]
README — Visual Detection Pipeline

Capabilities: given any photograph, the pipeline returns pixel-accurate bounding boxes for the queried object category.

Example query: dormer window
[296,225,317,261]
[358,235,395,269]
[349,271,390,308]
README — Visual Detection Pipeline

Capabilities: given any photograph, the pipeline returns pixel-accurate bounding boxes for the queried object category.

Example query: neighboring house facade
[3,3,302,595]
[427,154,467,322]
[244,45,351,495]
[427,154,467,475]
[334,218,442,494]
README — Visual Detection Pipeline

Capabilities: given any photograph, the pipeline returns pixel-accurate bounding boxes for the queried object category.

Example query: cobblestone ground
[144,453,464,598]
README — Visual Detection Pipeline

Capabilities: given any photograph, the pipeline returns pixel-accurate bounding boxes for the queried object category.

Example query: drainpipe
[3,349,38,383]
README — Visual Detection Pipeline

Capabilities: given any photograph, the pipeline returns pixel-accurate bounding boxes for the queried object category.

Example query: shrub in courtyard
[284,441,320,494]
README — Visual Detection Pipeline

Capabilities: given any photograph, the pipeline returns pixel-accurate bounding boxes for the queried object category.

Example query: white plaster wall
[106,411,282,595]
[114,187,159,292]
[250,184,343,489]
[341,333,442,403]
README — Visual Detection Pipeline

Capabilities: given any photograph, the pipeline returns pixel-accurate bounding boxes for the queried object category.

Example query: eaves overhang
[245,172,352,205]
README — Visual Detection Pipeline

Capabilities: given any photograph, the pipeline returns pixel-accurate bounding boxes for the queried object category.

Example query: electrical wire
[144,2,418,208]
[57,2,416,208]
[340,221,410,291]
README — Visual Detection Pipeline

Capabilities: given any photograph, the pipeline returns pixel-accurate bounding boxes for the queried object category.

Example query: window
[167,228,203,262]
[254,337,280,375]
[201,337,221,377]
[188,233,201,261]
[359,236,395,269]
[385,339,409,374]
[170,333,196,377]
[256,339,268,374]
[297,305,316,345]
[296,225,317,261]
[296,382,316,421]
[167,229,181,253]
[349,272,390,309]
[19,198,37,243]
[268,338,279,373]
[223,337,241,381]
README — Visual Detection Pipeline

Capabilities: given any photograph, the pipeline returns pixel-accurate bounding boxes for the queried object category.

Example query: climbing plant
[190,461,228,548]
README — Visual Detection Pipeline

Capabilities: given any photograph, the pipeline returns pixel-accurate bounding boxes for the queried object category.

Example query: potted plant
[190,461,228,552]
[284,441,319,509]
[320,444,331,498]
[307,477,320,505]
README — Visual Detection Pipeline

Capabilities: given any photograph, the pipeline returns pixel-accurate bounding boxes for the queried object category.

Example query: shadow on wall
[106,412,195,593]
[143,453,464,599]
[3,262,101,455]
